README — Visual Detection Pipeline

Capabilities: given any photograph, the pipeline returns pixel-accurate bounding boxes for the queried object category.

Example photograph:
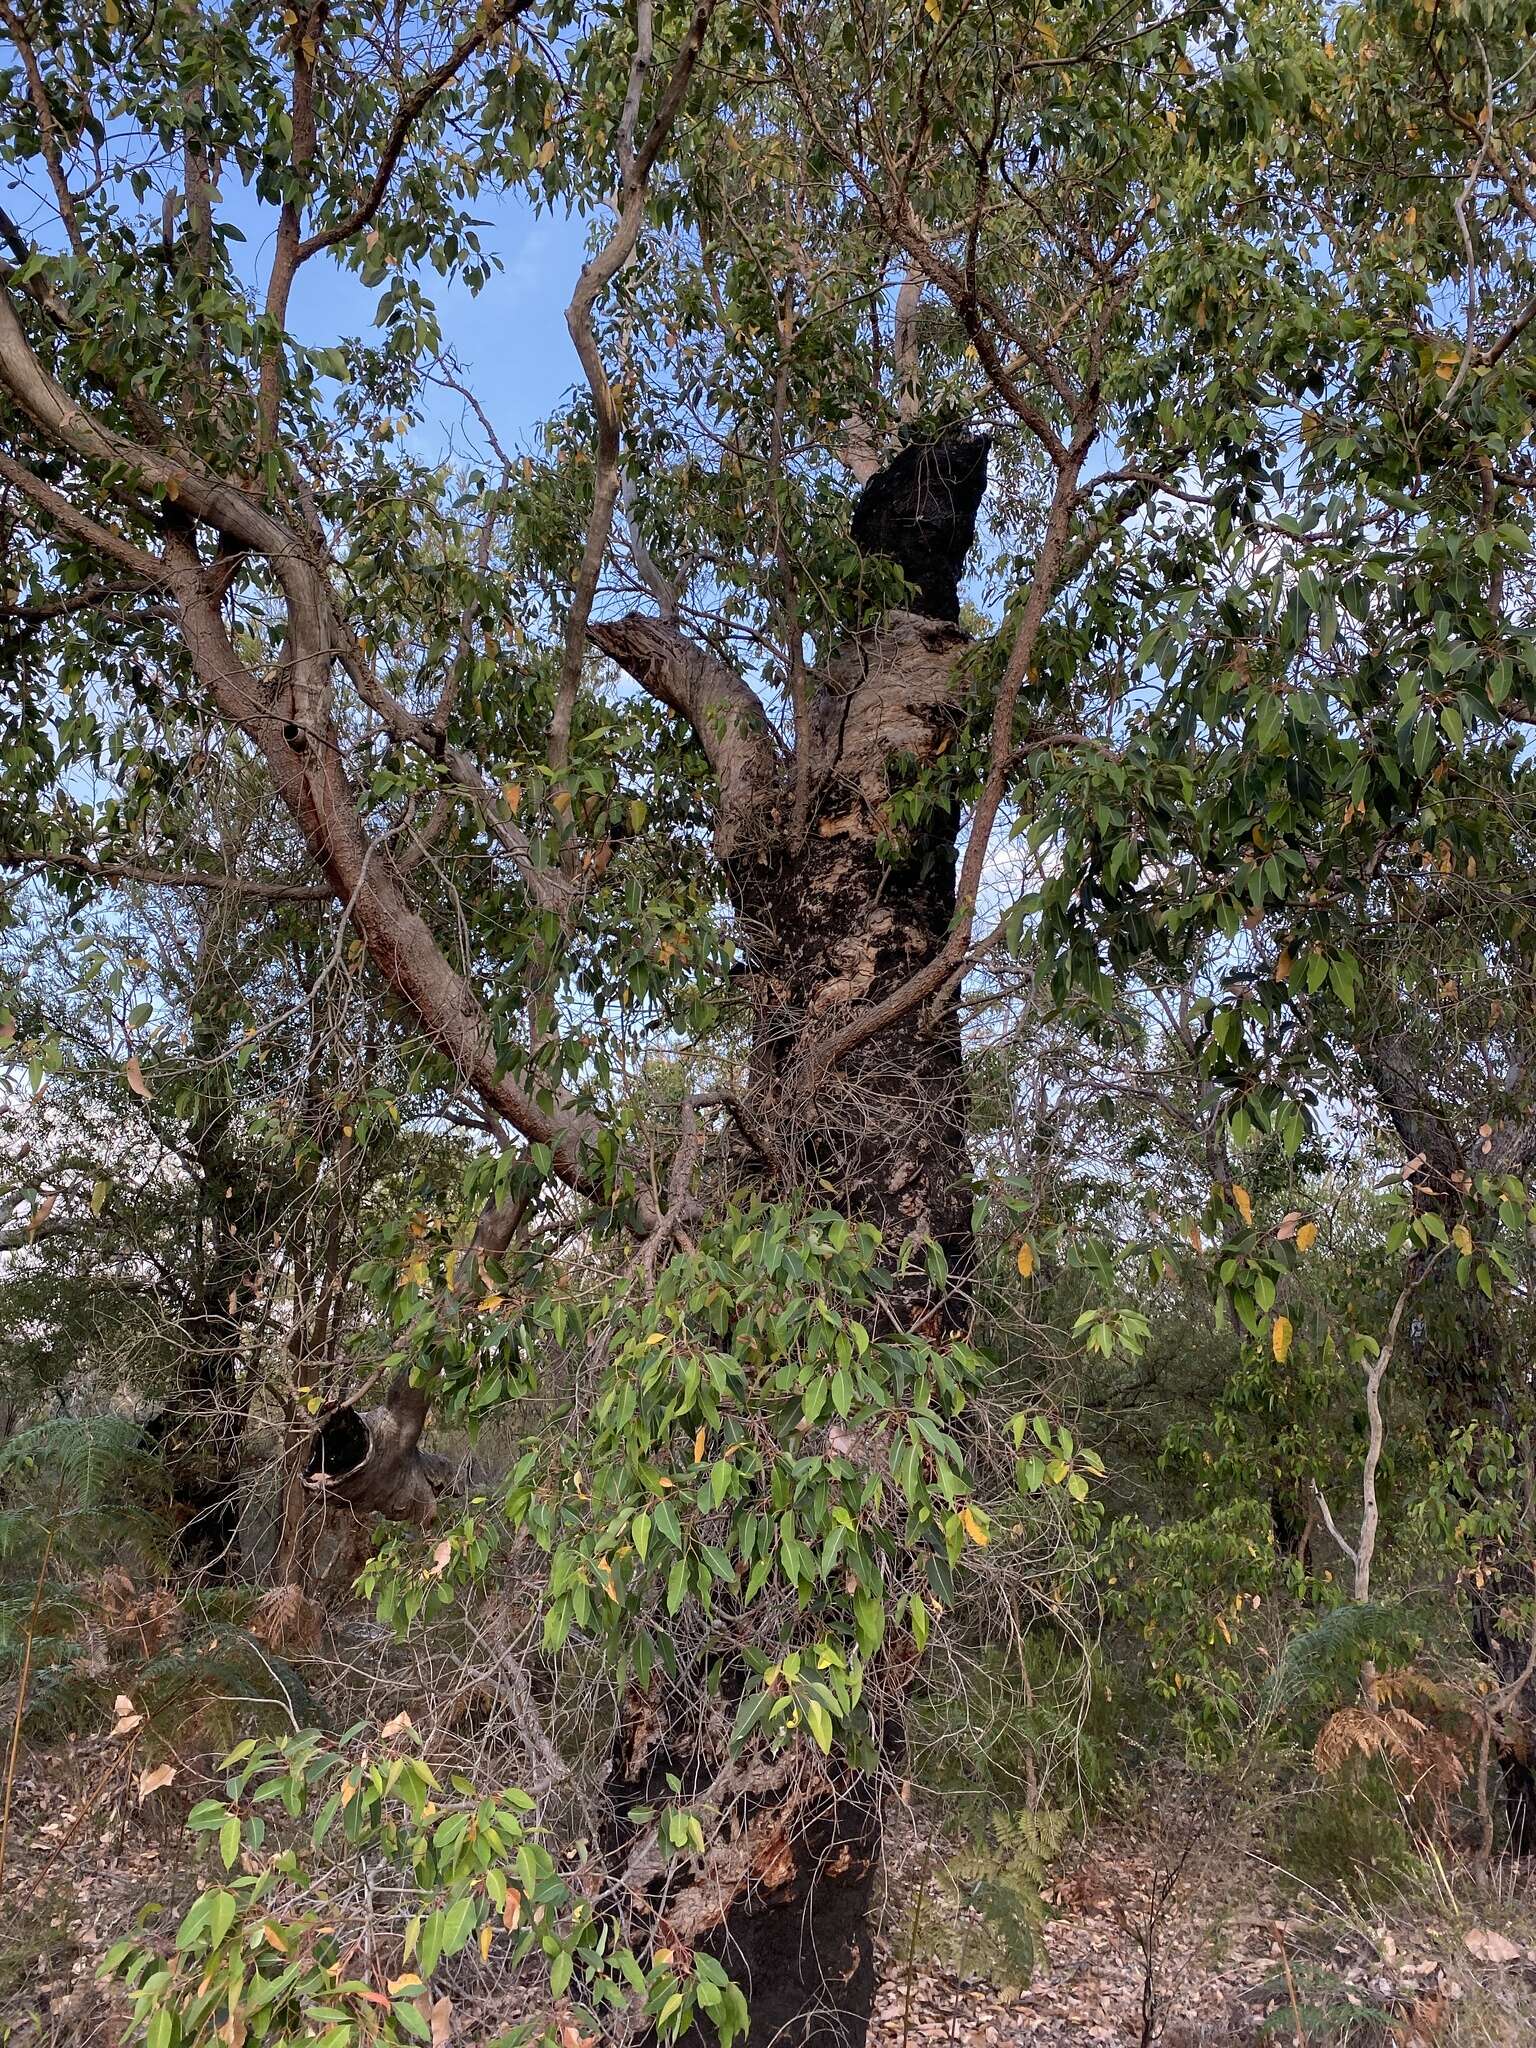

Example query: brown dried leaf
[137,1762,176,1801]
[112,1693,143,1739]
[1464,1927,1523,1966]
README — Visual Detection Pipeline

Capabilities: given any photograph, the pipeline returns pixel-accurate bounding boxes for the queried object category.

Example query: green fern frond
[918,1807,1068,1995]
[1271,1601,1431,1707]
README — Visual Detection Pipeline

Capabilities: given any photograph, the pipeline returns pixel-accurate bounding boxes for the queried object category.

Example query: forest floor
[5,1736,1536,2046]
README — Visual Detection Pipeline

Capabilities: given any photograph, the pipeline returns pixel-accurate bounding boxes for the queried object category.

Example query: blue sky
[231,180,593,455]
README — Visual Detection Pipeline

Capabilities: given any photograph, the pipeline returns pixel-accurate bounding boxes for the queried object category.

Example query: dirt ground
[5,1736,1536,2047]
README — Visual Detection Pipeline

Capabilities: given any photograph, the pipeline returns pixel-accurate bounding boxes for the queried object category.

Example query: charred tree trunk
[624,434,986,2048]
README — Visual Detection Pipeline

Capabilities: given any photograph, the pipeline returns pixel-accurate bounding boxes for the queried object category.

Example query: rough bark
[599,434,985,2047]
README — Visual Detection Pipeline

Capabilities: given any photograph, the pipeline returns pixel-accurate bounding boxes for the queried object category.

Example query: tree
[4,0,1536,2039]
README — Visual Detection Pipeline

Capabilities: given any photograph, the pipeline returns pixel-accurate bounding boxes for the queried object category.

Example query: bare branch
[588,611,779,858]
[0,0,84,254]
[294,0,534,264]
[0,448,168,584]
[1,848,332,903]
[549,0,717,774]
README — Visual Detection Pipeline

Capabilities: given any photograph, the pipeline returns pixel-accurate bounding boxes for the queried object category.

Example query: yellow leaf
[479,1924,494,1962]
[1296,1220,1318,1252]
[923,0,940,19]
[387,1973,423,1997]
[1274,948,1292,983]
[1016,1241,1036,1279]
[959,1505,989,1548]
[1231,1183,1253,1227]
[693,1426,706,1463]
[1452,1222,1474,1256]
[502,781,522,814]
[1272,1315,1293,1364]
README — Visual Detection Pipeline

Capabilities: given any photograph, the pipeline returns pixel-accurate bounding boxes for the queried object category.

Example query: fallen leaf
[1276,1211,1303,1242]
[428,1538,453,1578]
[380,1711,414,1740]
[137,1762,176,1801]
[112,1694,143,1738]
[430,1993,454,2047]
[1465,1927,1523,1966]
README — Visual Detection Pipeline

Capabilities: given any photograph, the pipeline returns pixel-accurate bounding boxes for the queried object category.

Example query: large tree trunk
[655,438,985,2047]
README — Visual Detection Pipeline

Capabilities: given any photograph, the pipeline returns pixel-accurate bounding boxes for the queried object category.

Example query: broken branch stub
[301,1373,448,1526]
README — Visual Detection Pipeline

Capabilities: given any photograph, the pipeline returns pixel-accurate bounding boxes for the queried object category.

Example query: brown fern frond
[249,1583,324,1654]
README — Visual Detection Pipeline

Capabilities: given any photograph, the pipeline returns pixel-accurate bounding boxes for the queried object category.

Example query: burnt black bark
[850,431,990,623]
